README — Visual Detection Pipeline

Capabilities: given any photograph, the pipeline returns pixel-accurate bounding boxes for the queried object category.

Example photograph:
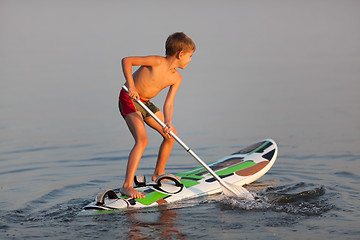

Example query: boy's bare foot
[152,172,165,182]
[120,186,145,199]
[152,173,182,183]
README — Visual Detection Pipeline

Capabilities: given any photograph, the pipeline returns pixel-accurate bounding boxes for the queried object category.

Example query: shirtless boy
[119,32,195,198]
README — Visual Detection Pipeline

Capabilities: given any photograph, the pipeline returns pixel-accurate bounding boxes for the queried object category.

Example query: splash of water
[213,183,334,216]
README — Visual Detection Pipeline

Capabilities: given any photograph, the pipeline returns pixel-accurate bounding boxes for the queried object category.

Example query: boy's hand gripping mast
[122,86,254,200]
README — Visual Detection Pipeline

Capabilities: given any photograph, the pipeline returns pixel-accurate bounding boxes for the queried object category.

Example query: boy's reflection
[124,207,185,239]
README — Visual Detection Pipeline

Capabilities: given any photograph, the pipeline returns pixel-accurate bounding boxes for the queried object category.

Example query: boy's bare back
[122,49,193,102]
[131,56,182,101]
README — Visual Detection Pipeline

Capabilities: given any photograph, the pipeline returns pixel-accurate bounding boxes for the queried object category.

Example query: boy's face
[178,50,194,69]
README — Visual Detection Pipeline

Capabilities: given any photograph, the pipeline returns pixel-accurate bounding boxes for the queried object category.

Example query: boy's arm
[121,56,162,99]
[163,76,182,134]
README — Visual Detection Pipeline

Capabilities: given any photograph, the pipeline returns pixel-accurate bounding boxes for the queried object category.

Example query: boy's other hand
[163,123,174,138]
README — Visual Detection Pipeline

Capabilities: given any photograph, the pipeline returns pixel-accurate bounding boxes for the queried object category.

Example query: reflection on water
[124,208,185,240]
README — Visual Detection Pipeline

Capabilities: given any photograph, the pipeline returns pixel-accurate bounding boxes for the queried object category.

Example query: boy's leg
[144,111,177,181]
[120,111,148,198]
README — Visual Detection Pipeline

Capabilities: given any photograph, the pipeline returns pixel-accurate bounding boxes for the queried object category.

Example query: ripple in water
[211,182,334,216]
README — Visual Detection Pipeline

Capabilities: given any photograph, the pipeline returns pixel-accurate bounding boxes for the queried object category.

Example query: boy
[119,32,195,198]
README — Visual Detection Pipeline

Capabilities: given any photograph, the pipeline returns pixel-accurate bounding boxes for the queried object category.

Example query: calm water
[1,1,359,239]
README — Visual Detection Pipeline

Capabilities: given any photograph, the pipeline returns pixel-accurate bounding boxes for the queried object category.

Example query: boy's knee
[164,136,175,144]
[143,138,149,147]
[136,136,148,149]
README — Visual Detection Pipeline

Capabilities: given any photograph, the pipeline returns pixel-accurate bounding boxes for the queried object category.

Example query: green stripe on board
[246,141,269,156]
[90,209,126,215]
[177,168,206,177]
[135,191,168,205]
[180,179,200,188]
[216,161,256,176]
[176,171,204,179]
[176,159,218,176]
